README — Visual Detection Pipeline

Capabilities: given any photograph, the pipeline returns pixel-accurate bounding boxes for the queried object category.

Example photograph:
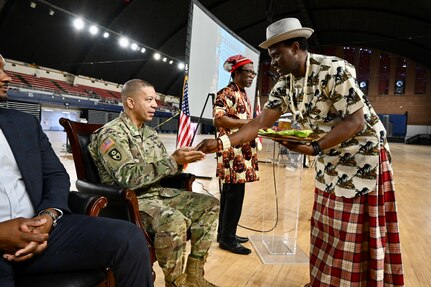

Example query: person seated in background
[88,79,220,287]
[0,54,153,287]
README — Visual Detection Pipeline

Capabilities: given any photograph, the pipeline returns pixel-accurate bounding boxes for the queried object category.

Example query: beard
[0,94,7,102]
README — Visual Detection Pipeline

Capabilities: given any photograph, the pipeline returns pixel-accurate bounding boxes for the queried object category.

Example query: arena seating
[8,71,30,87]
[52,80,89,97]
[9,71,59,92]
[79,84,116,100]
[5,68,173,111]
[108,90,122,99]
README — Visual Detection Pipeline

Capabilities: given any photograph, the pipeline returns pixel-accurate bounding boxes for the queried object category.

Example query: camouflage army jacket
[265,53,390,198]
[88,112,182,198]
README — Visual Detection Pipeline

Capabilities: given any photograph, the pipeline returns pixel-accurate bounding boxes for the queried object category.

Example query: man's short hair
[121,79,153,101]
[281,37,309,51]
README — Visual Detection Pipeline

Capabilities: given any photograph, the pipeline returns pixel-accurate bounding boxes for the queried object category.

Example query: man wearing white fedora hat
[196,17,404,286]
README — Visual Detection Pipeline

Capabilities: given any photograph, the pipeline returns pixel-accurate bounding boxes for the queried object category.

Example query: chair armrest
[76,179,143,228]
[76,179,127,200]
[160,173,196,191]
[75,179,156,263]
[68,191,108,217]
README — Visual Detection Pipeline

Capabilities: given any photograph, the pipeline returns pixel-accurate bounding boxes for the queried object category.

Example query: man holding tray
[196,18,404,287]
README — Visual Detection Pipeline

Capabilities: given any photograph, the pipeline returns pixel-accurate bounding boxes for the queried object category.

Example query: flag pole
[176,74,189,148]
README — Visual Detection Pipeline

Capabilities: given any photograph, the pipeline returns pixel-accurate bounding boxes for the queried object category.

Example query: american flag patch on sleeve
[100,138,115,153]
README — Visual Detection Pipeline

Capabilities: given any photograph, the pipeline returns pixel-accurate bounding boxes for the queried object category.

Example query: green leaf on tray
[258,128,313,138]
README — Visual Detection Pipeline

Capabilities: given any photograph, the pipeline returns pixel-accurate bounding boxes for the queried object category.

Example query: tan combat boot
[165,273,188,287]
[184,255,217,287]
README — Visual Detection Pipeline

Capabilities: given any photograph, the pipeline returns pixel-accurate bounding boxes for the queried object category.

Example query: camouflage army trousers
[138,191,220,283]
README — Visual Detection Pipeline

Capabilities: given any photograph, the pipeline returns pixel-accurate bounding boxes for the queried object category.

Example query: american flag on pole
[177,75,192,148]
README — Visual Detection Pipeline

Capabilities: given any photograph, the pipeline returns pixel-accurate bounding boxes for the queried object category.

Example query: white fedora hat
[259,18,314,49]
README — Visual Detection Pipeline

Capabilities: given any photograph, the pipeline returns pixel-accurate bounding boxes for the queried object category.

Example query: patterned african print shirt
[214,82,259,184]
[88,112,182,198]
[264,53,389,198]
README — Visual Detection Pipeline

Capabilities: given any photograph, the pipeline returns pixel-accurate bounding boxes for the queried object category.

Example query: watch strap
[311,141,322,156]
[38,209,63,228]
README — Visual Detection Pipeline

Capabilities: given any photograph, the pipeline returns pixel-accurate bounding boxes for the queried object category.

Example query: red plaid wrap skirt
[309,148,404,286]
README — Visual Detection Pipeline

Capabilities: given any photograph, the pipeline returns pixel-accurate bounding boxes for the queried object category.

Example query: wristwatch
[311,141,323,156]
[38,208,63,228]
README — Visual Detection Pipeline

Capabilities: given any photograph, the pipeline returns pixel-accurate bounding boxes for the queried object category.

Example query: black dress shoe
[235,235,249,243]
[217,234,249,243]
[219,240,252,255]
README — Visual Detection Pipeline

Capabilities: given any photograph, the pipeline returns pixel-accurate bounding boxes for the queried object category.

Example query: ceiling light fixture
[119,37,129,48]
[89,25,99,35]
[73,18,85,30]
[38,1,183,68]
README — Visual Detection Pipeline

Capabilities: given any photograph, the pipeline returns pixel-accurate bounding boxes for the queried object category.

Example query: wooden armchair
[16,192,113,287]
[59,117,196,279]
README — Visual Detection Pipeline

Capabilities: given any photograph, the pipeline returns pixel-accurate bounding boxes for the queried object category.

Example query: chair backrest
[59,118,102,183]
[59,118,142,223]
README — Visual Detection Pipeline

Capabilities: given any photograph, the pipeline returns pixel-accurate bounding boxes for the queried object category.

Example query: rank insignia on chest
[108,148,122,161]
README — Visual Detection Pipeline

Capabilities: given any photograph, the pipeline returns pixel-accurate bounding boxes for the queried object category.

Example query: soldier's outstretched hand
[171,147,205,165]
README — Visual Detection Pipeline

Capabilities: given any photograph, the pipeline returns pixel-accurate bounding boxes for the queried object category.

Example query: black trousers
[0,214,153,287]
[218,183,245,242]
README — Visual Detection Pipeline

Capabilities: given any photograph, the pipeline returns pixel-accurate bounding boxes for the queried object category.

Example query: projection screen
[186,0,260,121]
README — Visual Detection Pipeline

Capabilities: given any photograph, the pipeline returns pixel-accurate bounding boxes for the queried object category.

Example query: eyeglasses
[240,69,257,76]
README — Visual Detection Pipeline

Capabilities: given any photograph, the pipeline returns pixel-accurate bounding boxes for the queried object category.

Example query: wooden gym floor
[49,131,431,287]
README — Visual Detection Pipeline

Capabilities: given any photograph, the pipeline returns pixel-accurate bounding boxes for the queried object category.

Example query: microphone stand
[190,92,214,146]
[190,92,215,180]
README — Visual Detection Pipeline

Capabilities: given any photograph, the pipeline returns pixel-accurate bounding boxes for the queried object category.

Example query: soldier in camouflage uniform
[88,79,219,287]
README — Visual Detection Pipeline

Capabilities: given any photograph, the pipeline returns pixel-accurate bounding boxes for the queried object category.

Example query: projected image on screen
[215,28,247,91]
[187,1,260,120]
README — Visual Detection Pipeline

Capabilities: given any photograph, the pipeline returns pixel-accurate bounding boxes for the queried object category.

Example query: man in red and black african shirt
[213,55,259,255]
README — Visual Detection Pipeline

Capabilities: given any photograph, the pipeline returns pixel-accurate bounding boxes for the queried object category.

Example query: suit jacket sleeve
[0,109,71,213]
[35,116,71,212]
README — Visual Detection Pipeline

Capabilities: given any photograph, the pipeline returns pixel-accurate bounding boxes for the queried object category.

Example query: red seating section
[52,80,87,97]
[6,70,121,101]
[79,84,116,100]
[6,70,172,109]
[9,71,58,91]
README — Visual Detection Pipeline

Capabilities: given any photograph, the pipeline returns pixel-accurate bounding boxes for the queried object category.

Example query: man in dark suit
[0,54,154,287]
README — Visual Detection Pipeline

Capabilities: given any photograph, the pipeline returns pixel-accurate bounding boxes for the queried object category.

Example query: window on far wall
[394,57,407,95]
[415,64,427,94]
[358,48,371,95]
[343,47,356,66]
[321,47,336,57]
[378,53,390,95]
